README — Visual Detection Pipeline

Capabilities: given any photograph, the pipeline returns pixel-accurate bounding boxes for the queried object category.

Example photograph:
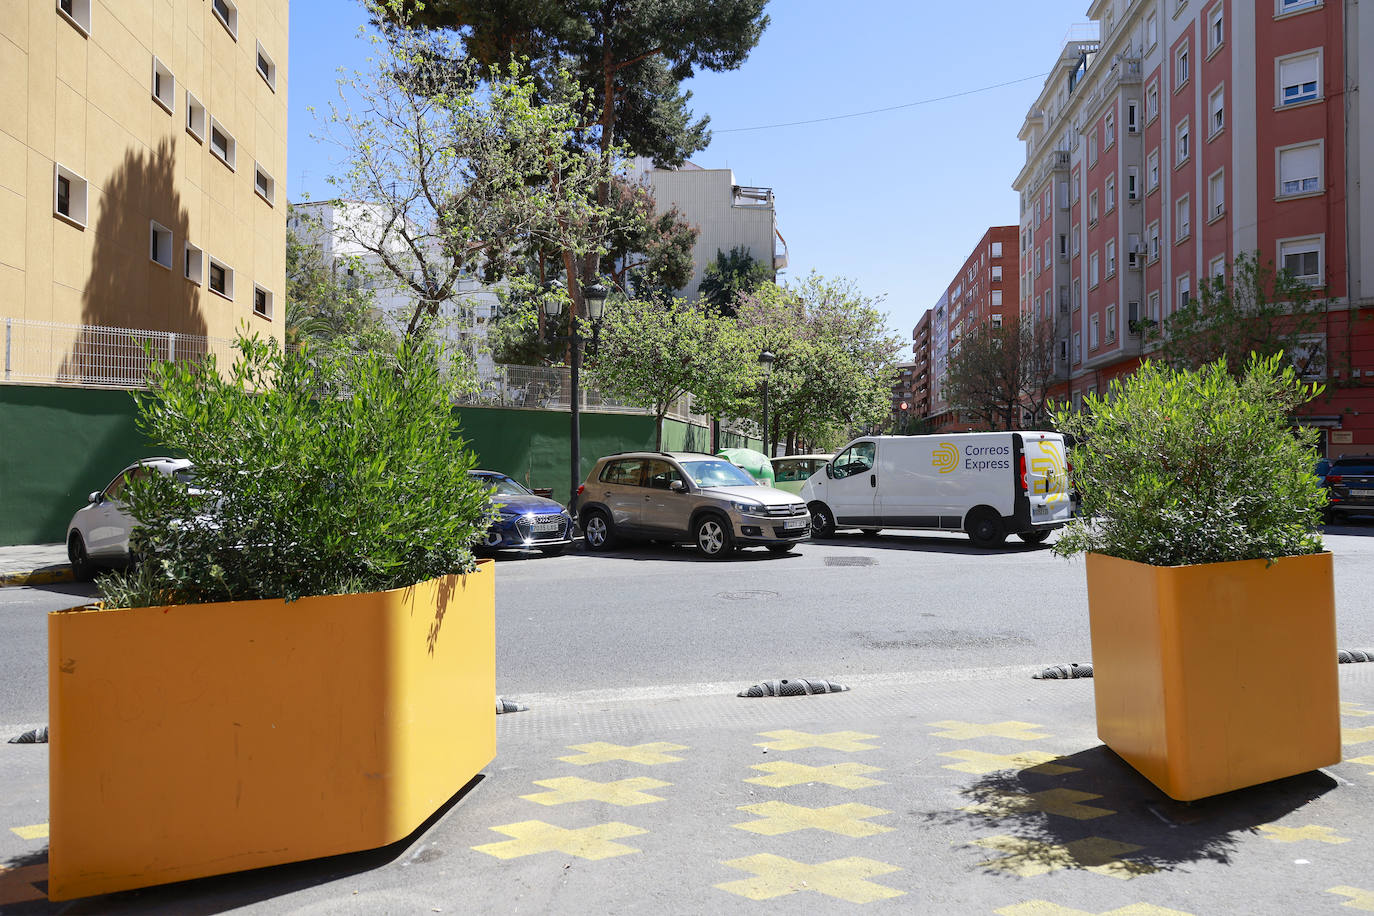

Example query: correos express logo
[932,443,960,474]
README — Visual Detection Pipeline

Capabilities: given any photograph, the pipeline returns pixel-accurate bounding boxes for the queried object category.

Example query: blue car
[470,470,574,555]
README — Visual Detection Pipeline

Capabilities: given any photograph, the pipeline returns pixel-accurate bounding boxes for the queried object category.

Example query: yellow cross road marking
[9,823,48,840]
[928,720,1050,741]
[755,729,880,752]
[1349,754,1374,774]
[558,741,689,766]
[745,760,886,789]
[472,820,646,860]
[964,788,1115,820]
[520,776,671,807]
[1328,886,1374,911]
[733,801,894,837]
[1342,726,1374,745]
[939,749,1081,775]
[970,835,1155,878]
[1257,824,1350,844]
[0,864,48,906]
[1342,702,1374,718]
[996,902,1194,916]
[715,854,904,903]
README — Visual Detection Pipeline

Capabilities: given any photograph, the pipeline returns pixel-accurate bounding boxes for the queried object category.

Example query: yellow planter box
[1086,551,1340,801]
[48,563,495,901]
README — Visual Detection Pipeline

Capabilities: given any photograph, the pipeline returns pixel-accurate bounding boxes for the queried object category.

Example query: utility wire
[714,72,1052,134]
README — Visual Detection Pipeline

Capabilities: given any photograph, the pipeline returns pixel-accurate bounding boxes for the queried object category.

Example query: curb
[0,567,76,588]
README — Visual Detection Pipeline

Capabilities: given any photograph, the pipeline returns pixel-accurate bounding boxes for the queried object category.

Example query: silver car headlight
[730,500,763,514]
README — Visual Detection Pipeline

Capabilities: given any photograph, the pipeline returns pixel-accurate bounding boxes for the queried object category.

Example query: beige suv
[574,451,810,558]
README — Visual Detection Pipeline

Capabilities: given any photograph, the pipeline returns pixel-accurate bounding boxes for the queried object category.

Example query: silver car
[575,451,810,558]
[66,457,194,580]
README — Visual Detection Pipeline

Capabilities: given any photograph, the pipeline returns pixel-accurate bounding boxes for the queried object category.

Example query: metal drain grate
[716,589,780,601]
[825,556,876,567]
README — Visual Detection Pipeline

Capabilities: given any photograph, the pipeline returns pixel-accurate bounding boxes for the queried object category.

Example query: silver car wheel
[585,514,609,548]
[697,519,726,555]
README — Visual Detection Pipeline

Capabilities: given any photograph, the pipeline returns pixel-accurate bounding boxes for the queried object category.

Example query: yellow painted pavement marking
[1342,702,1374,717]
[558,741,688,766]
[1342,726,1374,745]
[1328,886,1374,911]
[471,820,646,860]
[745,760,885,789]
[1348,754,1374,774]
[520,776,671,807]
[970,835,1155,879]
[0,864,48,906]
[9,823,48,840]
[1257,823,1350,844]
[963,788,1115,820]
[755,729,879,752]
[928,720,1050,741]
[996,903,1194,916]
[715,854,904,903]
[939,749,1081,775]
[733,801,894,837]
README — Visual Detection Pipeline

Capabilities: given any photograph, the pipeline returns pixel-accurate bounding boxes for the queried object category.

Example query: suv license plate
[783,517,806,530]
[1351,489,1374,497]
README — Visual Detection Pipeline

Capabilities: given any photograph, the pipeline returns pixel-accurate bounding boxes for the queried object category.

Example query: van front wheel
[965,510,1006,549]
[809,502,837,539]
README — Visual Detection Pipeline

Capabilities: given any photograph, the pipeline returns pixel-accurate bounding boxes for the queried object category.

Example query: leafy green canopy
[99,336,495,608]
[1052,354,1326,567]
[285,220,395,358]
[697,246,772,316]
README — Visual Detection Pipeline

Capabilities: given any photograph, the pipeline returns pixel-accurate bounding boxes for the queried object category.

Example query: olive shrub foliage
[1052,354,1326,566]
[99,336,495,608]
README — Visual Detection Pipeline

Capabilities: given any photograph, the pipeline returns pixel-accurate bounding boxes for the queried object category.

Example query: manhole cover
[716,589,780,601]
[825,556,876,567]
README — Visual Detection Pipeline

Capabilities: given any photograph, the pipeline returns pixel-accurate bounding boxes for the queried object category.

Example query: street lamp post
[544,281,609,506]
[758,350,775,457]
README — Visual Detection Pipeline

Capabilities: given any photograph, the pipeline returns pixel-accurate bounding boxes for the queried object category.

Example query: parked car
[769,454,833,496]
[1322,455,1374,523]
[67,457,194,580]
[470,470,574,555]
[574,451,810,558]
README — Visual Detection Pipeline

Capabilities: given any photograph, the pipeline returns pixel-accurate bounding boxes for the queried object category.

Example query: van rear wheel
[965,510,1006,549]
[1018,529,1052,545]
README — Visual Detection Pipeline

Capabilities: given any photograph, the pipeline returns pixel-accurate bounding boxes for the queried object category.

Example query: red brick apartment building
[1012,1,1374,457]
[913,226,1021,431]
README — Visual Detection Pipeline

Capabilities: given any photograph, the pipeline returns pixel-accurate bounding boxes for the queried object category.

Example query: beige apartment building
[1,0,288,386]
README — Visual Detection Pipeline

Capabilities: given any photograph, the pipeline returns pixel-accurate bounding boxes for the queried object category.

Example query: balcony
[733,185,774,208]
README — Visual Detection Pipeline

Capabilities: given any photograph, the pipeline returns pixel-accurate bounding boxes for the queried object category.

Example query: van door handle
[870,474,876,488]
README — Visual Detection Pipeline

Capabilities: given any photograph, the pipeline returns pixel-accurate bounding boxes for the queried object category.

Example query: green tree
[603,177,699,298]
[1156,251,1328,376]
[285,217,394,357]
[941,318,1058,430]
[697,246,772,316]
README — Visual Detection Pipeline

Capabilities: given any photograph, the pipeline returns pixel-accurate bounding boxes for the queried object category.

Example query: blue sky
[287,0,1091,343]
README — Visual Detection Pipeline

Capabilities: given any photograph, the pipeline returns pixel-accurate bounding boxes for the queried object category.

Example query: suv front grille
[763,504,808,518]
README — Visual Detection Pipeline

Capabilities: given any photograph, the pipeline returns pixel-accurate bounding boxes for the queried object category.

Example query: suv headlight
[730,500,762,514]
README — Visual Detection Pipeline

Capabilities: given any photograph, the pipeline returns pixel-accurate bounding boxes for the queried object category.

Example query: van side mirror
[88,491,101,504]
[825,464,834,479]
[670,480,687,493]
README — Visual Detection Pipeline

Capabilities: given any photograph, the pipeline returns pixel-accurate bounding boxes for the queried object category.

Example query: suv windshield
[680,459,758,488]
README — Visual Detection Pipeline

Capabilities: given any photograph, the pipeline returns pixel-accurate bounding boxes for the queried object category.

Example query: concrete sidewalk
[0,545,72,588]
[3,665,1374,913]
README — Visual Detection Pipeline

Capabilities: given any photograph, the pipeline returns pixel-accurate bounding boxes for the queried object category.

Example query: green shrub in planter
[100,335,496,608]
[1051,354,1326,566]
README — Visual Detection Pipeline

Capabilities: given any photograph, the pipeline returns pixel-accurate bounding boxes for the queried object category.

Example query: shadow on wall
[58,138,205,384]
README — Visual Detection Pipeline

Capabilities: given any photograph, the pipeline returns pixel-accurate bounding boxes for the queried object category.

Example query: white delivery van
[799,432,1073,548]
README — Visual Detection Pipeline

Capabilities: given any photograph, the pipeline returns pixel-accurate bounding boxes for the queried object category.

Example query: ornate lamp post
[758,349,775,457]
[544,281,609,506]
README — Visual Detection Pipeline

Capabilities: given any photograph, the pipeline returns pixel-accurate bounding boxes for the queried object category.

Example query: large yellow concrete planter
[47,562,495,901]
[1086,551,1340,801]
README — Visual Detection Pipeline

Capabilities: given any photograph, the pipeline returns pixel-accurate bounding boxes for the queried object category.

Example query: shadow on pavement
[1,775,486,915]
[922,744,1337,875]
[812,531,1054,557]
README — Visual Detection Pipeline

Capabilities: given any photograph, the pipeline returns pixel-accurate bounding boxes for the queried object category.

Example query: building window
[1071,225,1081,257]
[1106,304,1117,342]
[991,315,1003,330]
[1127,167,1139,201]
[1089,190,1099,224]
[1105,110,1116,148]
[1074,331,1082,363]
[1105,174,1116,212]
[1058,234,1068,258]
[1071,172,1080,203]
[1088,132,1098,167]
[1207,4,1225,54]
[1148,221,1161,261]
[254,163,275,205]
[991,241,1003,258]
[150,221,173,268]
[1175,41,1190,89]
[1106,239,1117,278]
[1126,100,1139,133]
[1208,169,1225,220]
[184,242,204,285]
[58,0,91,36]
[1175,117,1190,164]
[1090,252,1100,287]
[1147,149,1160,191]
[1090,315,1100,350]
[1278,141,1322,196]
[253,285,274,319]
[1073,278,1082,310]
[1177,274,1192,309]
[1176,195,1191,241]
[209,118,236,170]
[255,41,277,90]
[1209,254,1227,282]
[1279,236,1323,286]
[208,258,234,300]
[151,56,175,114]
[991,289,1004,307]
[185,92,206,141]
[1146,11,1158,48]
[52,163,88,228]
[211,0,238,39]
[991,265,1003,280]
[1146,82,1159,122]
[1035,250,1042,275]
[1149,291,1161,321]
[1277,0,1321,12]
[1208,85,1225,137]
[1278,51,1321,106]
